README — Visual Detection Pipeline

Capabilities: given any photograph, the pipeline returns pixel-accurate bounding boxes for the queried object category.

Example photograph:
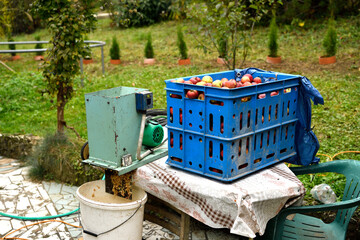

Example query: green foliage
[177,27,188,59]
[8,38,16,56]
[28,133,103,185]
[32,0,97,133]
[188,0,281,69]
[322,19,337,57]
[9,0,42,35]
[110,36,120,60]
[110,0,172,28]
[268,17,278,57]
[218,36,227,58]
[34,35,43,56]
[0,0,13,37]
[169,0,190,20]
[144,33,154,58]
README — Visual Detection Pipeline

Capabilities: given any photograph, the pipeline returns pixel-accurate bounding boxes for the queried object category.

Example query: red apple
[189,77,198,84]
[241,76,251,83]
[170,108,173,115]
[186,90,199,99]
[236,81,243,88]
[270,91,279,97]
[175,78,185,83]
[244,74,253,82]
[251,82,258,85]
[257,94,266,99]
[198,93,205,100]
[195,77,202,83]
[220,122,224,133]
[221,78,228,85]
[184,80,193,84]
[253,77,262,84]
[243,82,252,87]
[224,79,237,88]
[196,81,206,86]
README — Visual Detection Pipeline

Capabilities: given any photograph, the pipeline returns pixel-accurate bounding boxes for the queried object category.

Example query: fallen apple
[186,90,199,99]
[202,75,213,83]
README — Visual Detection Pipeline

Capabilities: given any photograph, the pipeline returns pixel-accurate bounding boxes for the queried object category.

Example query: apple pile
[171,74,271,100]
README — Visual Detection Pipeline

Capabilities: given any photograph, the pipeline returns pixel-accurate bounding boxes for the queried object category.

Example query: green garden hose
[0,175,105,221]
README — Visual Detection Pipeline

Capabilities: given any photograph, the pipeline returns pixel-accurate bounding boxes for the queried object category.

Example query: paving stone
[46,203,58,216]
[38,186,50,200]
[25,210,49,217]
[61,184,78,194]
[48,182,62,195]
[42,221,62,236]
[4,184,18,190]
[0,220,12,235]
[10,219,26,230]
[42,181,51,192]
[19,225,40,238]
[29,198,45,211]
[0,200,5,210]
[4,200,15,209]
[17,196,31,211]
[9,175,24,183]
[49,194,63,203]
[0,189,20,196]
[0,176,11,188]
[5,168,23,176]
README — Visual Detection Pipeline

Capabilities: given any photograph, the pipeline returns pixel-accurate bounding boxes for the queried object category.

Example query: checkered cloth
[134,157,305,238]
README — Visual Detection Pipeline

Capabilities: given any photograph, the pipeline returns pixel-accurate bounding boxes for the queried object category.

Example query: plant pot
[319,55,336,65]
[11,55,21,61]
[266,56,282,64]
[34,55,44,61]
[83,59,93,64]
[178,58,191,65]
[144,58,155,65]
[217,57,227,65]
[110,59,121,65]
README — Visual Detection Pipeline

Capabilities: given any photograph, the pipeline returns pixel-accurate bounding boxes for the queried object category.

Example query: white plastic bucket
[76,180,147,240]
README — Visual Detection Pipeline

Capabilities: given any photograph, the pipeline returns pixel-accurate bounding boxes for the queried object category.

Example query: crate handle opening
[254,158,262,164]
[210,100,224,106]
[170,94,182,99]
[238,163,248,170]
[171,157,182,162]
[209,167,223,174]
[266,153,275,159]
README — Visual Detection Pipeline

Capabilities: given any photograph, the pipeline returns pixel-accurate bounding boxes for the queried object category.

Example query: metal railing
[0,40,106,75]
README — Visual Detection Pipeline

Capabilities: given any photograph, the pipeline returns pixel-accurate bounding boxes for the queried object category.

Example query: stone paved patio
[0,157,245,239]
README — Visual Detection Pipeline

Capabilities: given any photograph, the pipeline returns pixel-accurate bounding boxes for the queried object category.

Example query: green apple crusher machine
[82,86,168,197]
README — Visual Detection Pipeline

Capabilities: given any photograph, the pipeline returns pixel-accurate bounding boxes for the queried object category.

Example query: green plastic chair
[261,159,360,240]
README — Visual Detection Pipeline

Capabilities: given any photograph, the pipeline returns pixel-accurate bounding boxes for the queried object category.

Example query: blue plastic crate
[165,69,300,182]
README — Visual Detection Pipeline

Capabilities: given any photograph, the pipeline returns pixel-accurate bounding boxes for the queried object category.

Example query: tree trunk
[57,92,66,134]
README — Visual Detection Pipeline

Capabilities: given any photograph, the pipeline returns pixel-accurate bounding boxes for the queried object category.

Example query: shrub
[8,38,16,57]
[111,0,172,28]
[109,36,120,60]
[177,28,188,59]
[144,33,154,59]
[10,0,42,34]
[322,19,337,57]
[28,133,103,185]
[34,36,43,56]
[268,17,279,58]
[218,37,227,58]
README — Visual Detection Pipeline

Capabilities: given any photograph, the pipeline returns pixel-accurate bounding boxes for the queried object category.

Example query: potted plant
[109,36,121,65]
[266,17,281,64]
[83,36,93,64]
[34,36,44,61]
[8,38,20,61]
[177,28,190,65]
[144,33,155,65]
[319,19,337,65]
[217,37,228,64]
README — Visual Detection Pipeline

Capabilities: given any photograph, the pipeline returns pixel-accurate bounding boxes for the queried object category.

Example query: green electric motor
[143,121,164,147]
